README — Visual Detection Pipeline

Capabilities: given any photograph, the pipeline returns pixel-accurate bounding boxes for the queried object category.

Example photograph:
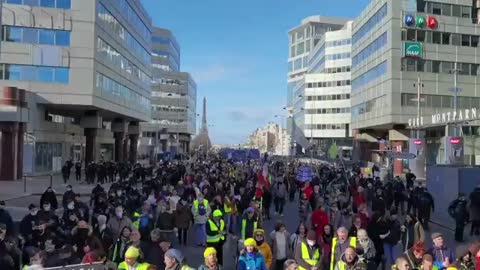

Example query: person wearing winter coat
[401,214,425,251]
[107,206,133,239]
[469,186,480,236]
[40,187,58,210]
[382,211,402,270]
[238,238,267,270]
[199,247,223,270]
[357,229,376,270]
[320,224,334,269]
[312,205,330,238]
[448,193,469,242]
[254,229,273,269]
[334,246,368,270]
[428,233,455,270]
[0,202,14,237]
[272,179,287,216]
[295,230,323,270]
[270,222,290,270]
[404,241,425,270]
[174,201,192,246]
[454,245,475,270]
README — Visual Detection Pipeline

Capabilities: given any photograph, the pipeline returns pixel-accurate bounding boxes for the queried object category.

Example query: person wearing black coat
[62,186,75,209]
[40,187,58,210]
[20,204,41,246]
[393,177,406,215]
[0,202,14,237]
[75,162,82,182]
[469,186,480,236]
[372,189,387,215]
[417,188,434,230]
[61,162,70,184]
[0,225,21,270]
[448,193,469,242]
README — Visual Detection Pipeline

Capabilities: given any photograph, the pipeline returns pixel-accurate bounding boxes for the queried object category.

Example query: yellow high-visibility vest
[193,199,209,215]
[206,219,225,243]
[118,261,150,270]
[241,218,257,240]
[224,203,232,214]
[298,242,320,270]
[330,237,357,270]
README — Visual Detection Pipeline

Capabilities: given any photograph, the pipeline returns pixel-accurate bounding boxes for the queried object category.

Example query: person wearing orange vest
[191,195,210,246]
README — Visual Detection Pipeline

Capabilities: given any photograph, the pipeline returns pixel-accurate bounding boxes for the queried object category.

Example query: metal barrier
[44,262,104,270]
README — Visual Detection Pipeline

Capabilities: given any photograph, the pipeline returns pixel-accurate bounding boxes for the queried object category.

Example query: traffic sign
[387,152,417,159]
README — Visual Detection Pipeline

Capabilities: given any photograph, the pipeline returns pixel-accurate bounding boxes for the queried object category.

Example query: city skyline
[142,0,370,144]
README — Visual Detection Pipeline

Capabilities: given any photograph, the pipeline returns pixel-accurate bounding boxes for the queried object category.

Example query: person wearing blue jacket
[238,238,267,270]
[428,233,455,269]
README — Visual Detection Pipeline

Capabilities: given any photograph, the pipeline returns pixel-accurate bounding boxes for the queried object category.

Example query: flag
[257,169,270,189]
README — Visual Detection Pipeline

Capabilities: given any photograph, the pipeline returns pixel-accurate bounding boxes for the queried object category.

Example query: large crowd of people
[0,155,478,270]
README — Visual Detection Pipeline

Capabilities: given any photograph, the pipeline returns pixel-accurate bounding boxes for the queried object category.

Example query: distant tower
[191,97,212,151]
[201,97,208,134]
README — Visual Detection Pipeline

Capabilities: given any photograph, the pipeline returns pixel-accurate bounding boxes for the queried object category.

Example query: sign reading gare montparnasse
[408,108,479,128]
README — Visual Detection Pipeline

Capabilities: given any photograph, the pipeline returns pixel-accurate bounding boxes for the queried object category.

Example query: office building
[286,16,350,156]
[0,0,152,179]
[351,0,480,176]
[139,27,196,159]
[304,21,353,156]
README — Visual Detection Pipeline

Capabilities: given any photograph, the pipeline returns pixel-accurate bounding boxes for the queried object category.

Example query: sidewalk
[0,174,110,201]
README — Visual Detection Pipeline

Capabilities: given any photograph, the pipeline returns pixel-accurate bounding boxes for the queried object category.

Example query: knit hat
[204,247,217,258]
[125,246,140,258]
[165,249,184,263]
[254,228,265,235]
[307,230,317,241]
[213,210,223,217]
[431,232,443,240]
[244,238,257,247]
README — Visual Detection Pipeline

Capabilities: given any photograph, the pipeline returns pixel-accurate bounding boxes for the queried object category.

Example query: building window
[4,0,71,9]
[442,33,450,45]
[3,26,70,46]
[1,64,69,83]
[432,32,441,44]
[462,35,470,46]
[432,2,442,14]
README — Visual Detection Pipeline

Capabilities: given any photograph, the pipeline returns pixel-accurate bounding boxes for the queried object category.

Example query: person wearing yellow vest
[118,246,150,270]
[295,230,322,270]
[224,195,235,234]
[241,207,258,240]
[199,247,223,270]
[334,246,367,270]
[206,210,226,265]
[191,195,210,247]
[331,227,357,270]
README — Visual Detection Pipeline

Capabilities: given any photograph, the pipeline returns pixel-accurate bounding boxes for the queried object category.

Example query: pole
[23,175,26,193]
[50,173,53,187]
[416,75,421,139]
[453,62,459,137]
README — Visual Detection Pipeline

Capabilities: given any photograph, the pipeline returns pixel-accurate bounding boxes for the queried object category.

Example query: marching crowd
[0,156,478,270]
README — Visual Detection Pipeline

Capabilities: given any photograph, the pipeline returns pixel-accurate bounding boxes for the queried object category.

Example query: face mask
[43,205,51,211]
[30,210,38,216]
[67,203,74,210]
[307,240,316,246]
[116,212,123,218]
[117,191,122,196]
[67,188,72,191]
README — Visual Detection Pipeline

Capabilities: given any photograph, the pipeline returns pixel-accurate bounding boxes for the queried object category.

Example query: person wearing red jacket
[303,182,313,201]
[352,186,367,213]
[311,205,329,238]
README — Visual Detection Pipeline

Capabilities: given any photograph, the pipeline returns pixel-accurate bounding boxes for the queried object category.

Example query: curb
[3,193,33,202]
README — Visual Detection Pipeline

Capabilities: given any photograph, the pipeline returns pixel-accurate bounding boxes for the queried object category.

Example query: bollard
[23,175,26,193]
[49,174,53,187]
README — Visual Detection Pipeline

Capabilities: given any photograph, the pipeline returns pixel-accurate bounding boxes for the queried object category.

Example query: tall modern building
[351,0,480,176]
[0,0,152,179]
[286,16,349,155]
[304,21,353,156]
[139,27,196,158]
